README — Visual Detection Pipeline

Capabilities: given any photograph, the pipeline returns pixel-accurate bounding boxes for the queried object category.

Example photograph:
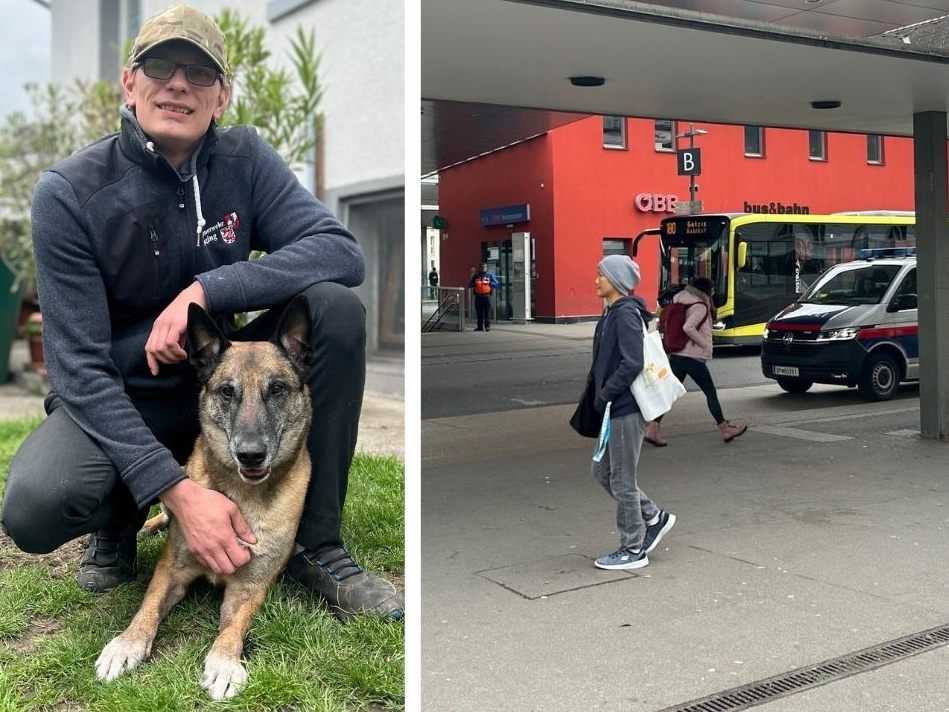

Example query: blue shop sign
[480,203,530,226]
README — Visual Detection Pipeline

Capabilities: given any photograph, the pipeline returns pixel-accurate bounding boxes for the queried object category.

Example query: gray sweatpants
[592,412,659,551]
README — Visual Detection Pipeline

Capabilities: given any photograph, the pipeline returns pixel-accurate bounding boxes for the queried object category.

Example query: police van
[760,250,917,401]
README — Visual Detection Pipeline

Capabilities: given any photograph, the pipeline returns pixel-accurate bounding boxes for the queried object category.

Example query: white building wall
[270,0,404,194]
[50,0,105,84]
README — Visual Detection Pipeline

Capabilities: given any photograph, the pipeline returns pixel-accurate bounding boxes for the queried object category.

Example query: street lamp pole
[676,123,709,214]
[688,126,697,207]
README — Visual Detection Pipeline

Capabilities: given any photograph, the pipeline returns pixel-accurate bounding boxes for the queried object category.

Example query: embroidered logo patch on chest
[200,212,242,246]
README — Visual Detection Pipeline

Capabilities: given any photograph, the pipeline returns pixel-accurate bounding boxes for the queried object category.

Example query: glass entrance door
[482,240,513,320]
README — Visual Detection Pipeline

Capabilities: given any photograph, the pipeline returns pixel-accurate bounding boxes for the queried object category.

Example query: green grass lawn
[0,417,404,711]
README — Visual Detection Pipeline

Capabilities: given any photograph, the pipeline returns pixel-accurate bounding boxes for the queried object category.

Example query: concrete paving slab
[477,552,634,599]
[423,385,949,711]
[424,540,948,711]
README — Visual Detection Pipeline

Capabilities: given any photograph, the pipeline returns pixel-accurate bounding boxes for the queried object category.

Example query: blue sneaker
[643,511,676,554]
[594,547,648,570]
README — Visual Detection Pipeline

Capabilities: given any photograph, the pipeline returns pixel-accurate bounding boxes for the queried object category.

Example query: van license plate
[773,366,799,377]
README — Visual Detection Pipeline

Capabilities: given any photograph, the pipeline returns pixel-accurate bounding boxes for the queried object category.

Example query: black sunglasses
[136,57,220,87]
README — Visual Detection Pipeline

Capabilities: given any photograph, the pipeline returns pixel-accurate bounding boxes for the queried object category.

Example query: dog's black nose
[236,450,266,467]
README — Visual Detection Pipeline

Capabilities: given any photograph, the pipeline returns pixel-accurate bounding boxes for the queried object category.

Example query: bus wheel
[776,377,813,394]
[858,352,899,401]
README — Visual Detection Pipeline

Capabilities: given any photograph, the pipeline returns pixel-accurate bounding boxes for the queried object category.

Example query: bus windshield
[800,263,902,305]
[658,216,729,307]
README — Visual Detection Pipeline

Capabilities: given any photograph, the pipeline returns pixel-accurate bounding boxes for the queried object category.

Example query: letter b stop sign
[676,148,701,176]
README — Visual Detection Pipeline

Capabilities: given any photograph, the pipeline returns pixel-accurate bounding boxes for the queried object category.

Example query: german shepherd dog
[94,296,313,700]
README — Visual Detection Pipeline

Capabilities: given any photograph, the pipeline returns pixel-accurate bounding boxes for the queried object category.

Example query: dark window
[744,126,764,156]
[654,119,675,151]
[896,268,916,298]
[867,134,884,164]
[602,238,631,256]
[603,116,626,149]
[809,130,827,161]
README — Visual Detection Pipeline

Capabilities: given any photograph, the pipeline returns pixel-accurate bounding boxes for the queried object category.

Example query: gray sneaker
[594,547,648,570]
[643,511,676,554]
[285,545,404,622]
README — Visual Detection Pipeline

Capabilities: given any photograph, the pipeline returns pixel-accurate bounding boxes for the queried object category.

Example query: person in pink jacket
[645,277,747,446]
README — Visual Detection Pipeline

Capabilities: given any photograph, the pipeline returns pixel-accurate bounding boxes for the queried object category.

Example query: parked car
[760,252,918,401]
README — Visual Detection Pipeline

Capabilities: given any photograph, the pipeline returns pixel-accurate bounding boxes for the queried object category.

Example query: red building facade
[437,116,917,321]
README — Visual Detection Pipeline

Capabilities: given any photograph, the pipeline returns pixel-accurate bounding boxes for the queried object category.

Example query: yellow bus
[656,212,916,345]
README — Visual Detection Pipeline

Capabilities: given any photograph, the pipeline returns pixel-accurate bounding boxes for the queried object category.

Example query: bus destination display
[661,216,727,239]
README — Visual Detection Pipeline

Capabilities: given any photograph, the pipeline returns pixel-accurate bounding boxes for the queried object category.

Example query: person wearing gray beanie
[573,253,676,571]
[598,255,641,296]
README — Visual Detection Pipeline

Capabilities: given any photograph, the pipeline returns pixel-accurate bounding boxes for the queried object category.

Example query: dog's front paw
[138,510,169,539]
[200,653,248,700]
[95,634,150,681]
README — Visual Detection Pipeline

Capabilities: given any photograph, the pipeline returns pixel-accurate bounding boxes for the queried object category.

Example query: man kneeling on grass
[588,255,676,570]
[0,3,402,622]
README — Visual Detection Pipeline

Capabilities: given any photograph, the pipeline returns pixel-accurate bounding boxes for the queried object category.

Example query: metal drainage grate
[660,623,949,712]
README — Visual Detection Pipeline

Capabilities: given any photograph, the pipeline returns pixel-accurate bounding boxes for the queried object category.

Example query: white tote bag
[631,330,687,421]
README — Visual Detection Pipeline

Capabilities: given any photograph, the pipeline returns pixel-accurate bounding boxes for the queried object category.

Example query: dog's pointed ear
[274,295,313,376]
[186,303,231,383]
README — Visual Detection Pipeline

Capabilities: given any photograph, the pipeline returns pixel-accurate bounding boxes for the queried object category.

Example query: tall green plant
[217,10,324,170]
[0,82,113,289]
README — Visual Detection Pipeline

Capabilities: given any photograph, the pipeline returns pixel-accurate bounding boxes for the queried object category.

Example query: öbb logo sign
[635,193,678,213]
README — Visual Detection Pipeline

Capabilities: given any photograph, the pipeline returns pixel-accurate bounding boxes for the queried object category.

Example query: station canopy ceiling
[421,0,949,175]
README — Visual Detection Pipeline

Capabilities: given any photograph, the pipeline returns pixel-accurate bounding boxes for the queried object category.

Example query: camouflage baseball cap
[128,4,228,77]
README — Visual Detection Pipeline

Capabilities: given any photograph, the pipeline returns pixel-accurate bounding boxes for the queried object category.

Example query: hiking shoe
[594,547,648,570]
[285,545,404,622]
[77,526,139,593]
[643,511,677,554]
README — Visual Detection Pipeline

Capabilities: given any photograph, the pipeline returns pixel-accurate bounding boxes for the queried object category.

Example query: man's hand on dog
[159,478,257,574]
[146,282,207,376]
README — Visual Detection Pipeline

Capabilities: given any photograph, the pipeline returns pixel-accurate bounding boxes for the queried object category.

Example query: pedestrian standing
[644,276,747,446]
[585,254,676,570]
[469,261,499,331]
[428,263,439,299]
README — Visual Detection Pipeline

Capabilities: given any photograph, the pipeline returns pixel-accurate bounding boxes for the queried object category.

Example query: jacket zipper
[149,226,160,257]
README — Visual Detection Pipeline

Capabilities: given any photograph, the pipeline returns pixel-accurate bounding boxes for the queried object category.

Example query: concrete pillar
[913,111,949,438]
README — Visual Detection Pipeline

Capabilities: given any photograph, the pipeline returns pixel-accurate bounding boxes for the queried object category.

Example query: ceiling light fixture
[569,75,605,87]
[811,100,841,109]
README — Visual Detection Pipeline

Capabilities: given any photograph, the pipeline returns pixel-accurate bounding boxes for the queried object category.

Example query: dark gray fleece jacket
[591,295,650,419]
[31,107,364,507]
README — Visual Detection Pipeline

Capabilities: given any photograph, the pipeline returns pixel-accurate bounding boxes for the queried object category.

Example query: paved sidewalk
[422,384,949,711]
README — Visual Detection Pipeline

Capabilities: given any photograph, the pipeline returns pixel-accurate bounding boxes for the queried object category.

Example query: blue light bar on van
[857,247,916,259]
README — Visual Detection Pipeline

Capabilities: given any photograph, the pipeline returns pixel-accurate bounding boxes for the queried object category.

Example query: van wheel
[858,352,899,401]
[776,377,813,394]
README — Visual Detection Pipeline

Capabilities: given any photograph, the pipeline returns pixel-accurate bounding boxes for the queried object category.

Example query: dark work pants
[655,353,725,425]
[474,294,491,329]
[1,282,365,555]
